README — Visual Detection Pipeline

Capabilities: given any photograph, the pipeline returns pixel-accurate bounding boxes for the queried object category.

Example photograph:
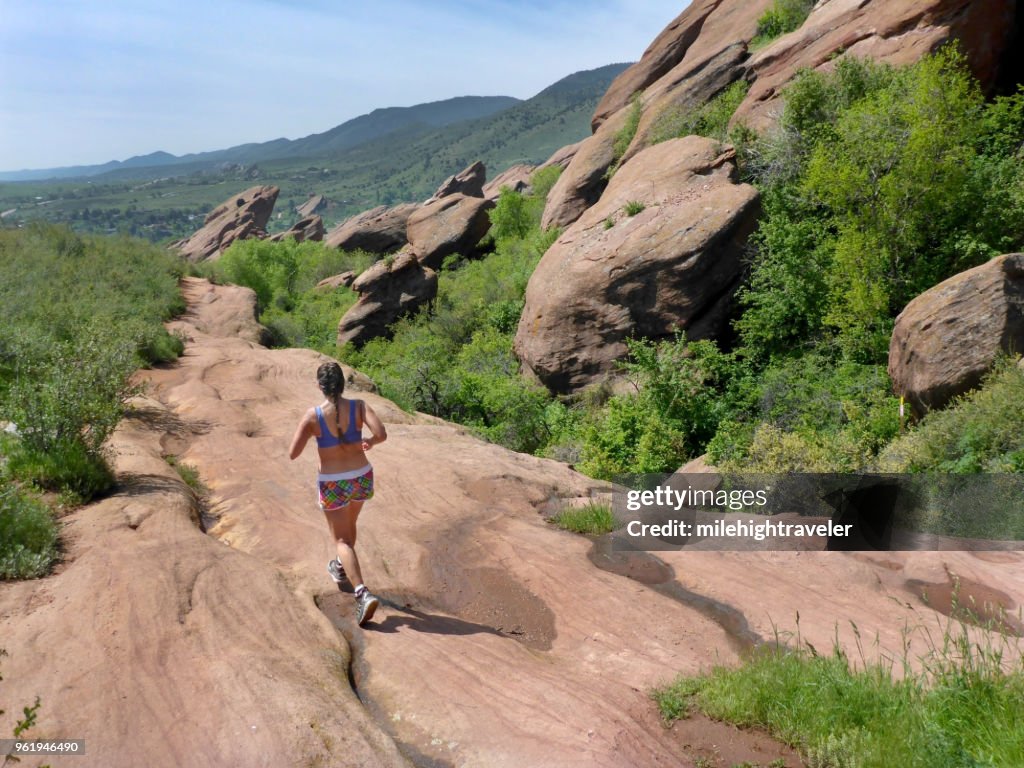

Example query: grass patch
[750,0,815,49]
[0,476,58,580]
[654,618,1024,768]
[550,502,618,535]
[165,456,207,496]
[650,80,751,144]
[606,92,643,179]
[624,200,646,216]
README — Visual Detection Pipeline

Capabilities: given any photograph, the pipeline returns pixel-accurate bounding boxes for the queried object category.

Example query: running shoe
[356,590,379,626]
[327,558,351,587]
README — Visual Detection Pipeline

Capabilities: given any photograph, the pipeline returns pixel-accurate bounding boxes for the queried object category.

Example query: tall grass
[654,613,1024,767]
[550,502,618,535]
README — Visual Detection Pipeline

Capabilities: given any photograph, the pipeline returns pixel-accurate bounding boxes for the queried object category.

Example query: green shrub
[650,80,751,144]
[751,0,815,48]
[880,359,1024,473]
[5,439,115,500]
[623,200,645,216]
[550,502,618,535]
[166,456,207,496]
[738,50,1024,363]
[707,353,898,472]
[0,224,183,497]
[577,335,750,478]
[348,197,561,453]
[0,477,58,579]
[212,239,372,353]
[530,165,563,201]
[0,224,185,366]
[489,187,535,242]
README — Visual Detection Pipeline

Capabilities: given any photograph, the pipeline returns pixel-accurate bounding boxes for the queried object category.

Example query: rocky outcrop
[268,214,324,243]
[325,203,417,254]
[538,140,584,172]
[428,160,486,201]
[592,0,770,131]
[540,107,629,231]
[620,43,749,166]
[888,253,1024,416]
[484,164,536,200]
[296,194,326,218]
[336,250,438,347]
[171,185,279,262]
[736,0,1019,131]
[315,271,356,291]
[517,136,760,393]
[406,193,495,270]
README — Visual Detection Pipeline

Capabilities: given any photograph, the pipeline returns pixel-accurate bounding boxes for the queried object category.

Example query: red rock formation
[484,163,536,200]
[171,185,279,262]
[889,253,1024,416]
[517,136,760,393]
[736,0,1019,131]
[428,160,487,201]
[268,214,324,243]
[406,193,494,271]
[296,193,327,218]
[325,203,417,254]
[336,250,438,347]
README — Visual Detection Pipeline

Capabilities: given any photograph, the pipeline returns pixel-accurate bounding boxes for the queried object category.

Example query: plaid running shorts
[318,465,374,511]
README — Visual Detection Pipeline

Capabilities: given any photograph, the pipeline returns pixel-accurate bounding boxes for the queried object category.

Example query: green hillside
[0,96,521,182]
[0,64,627,240]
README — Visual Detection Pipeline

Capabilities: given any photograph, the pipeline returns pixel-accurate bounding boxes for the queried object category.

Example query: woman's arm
[289,409,315,460]
[361,401,387,450]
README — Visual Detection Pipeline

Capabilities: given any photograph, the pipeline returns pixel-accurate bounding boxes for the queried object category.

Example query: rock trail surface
[3,277,1023,767]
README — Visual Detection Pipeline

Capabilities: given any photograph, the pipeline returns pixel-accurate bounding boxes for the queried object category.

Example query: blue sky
[0,0,688,171]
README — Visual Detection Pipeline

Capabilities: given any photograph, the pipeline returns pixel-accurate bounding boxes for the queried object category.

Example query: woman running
[289,361,387,626]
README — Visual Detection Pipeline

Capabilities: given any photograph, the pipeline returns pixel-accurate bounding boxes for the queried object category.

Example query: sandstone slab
[268,213,324,243]
[484,163,536,200]
[518,136,760,393]
[735,0,1019,131]
[540,106,629,231]
[538,139,584,172]
[429,160,486,201]
[296,193,326,218]
[889,253,1024,416]
[336,249,438,347]
[325,203,417,254]
[171,185,278,262]
[406,193,495,270]
[315,271,356,291]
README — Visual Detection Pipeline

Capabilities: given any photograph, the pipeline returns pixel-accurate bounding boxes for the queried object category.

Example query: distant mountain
[0,96,521,182]
[310,63,631,203]
[0,63,631,241]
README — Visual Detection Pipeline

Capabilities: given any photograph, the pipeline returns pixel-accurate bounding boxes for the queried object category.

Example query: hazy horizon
[0,0,688,172]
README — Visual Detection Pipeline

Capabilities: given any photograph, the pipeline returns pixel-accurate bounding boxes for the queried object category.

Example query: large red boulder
[171,185,279,262]
[516,136,760,394]
[325,204,417,254]
[336,250,438,347]
[889,253,1024,416]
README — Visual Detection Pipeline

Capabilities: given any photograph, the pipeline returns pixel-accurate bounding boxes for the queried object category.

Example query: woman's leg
[323,500,366,586]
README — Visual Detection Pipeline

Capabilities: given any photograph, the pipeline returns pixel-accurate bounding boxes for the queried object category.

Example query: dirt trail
[3,277,1022,767]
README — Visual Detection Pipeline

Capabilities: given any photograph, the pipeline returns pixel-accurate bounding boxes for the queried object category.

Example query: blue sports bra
[315,400,361,447]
